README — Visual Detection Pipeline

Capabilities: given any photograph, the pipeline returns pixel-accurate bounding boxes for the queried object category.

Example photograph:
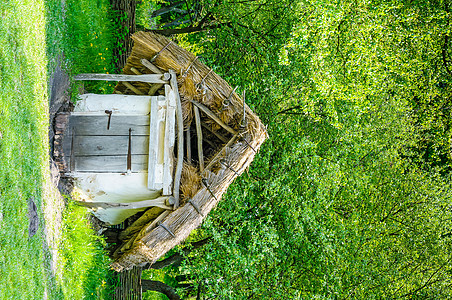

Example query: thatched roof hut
[55,31,267,271]
[108,32,267,271]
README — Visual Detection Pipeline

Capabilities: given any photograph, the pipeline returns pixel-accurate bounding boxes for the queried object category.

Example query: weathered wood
[53,113,72,173]
[193,105,204,172]
[186,127,191,162]
[66,115,150,136]
[120,210,170,253]
[113,266,142,300]
[119,207,165,241]
[75,73,168,84]
[148,96,159,190]
[123,81,145,95]
[141,210,170,243]
[162,84,176,196]
[204,134,239,172]
[73,94,161,115]
[141,58,163,74]
[130,67,142,75]
[66,155,148,172]
[76,196,171,210]
[72,135,149,156]
[191,100,238,135]
[170,70,184,208]
[127,128,132,172]
[148,83,164,96]
[201,121,228,143]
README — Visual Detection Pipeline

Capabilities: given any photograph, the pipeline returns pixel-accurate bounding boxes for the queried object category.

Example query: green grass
[0,0,54,299]
[0,0,118,298]
[58,202,113,299]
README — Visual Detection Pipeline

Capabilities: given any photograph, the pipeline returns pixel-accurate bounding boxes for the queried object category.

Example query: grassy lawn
[0,0,116,299]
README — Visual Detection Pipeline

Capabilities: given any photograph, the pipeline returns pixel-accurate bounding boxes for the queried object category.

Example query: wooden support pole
[75,196,172,210]
[140,59,165,95]
[119,210,170,253]
[204,134,239,172]
[201,121,228,143]
[122,82,144,95]
[194,105,204,172]
[170,70,184,209]
[118,207,165,241]
[148,83,164,96]
[74,73,168,84]
[141,58,163,74]
[186,127,192,162]
[191,100,238,135]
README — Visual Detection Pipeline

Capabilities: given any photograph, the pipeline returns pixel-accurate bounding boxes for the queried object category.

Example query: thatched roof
[110,32,267,272]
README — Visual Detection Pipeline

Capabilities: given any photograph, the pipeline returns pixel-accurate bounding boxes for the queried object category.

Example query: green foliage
[64,0,117,95]
[151,0,452,298]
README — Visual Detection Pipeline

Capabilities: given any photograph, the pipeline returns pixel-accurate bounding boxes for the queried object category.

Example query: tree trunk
[149,22,231,36]
[141,280,181,300]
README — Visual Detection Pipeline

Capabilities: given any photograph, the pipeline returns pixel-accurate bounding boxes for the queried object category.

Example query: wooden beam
[132,65,163,95]
[74,73,168,84]
[170,70,184,208]
[191,100,237,135]
[186,127,191,162]
[201,121,228,143]
[204,134,239,172]
[122,81,144,95]
[147,96,159,189]
[162,85,176,196]
[193,105,204,172]
[75,196,171,210]
[141,58,163,74]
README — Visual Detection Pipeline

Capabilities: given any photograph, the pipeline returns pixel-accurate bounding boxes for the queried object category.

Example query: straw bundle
[110,32,268,271]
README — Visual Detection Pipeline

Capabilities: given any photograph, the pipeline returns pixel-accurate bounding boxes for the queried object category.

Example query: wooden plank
[74,73,168,84]
[140,58,163,74]
[194,105,204,172]
[66,155,148,172]
[170,69,184,208]
[191,100,238,135]
[147,96,159,189]
[68,115,150,136]
[72,135,149,156]
[74,94,160,114]
[76,196,171,210]
[162,85,176,196]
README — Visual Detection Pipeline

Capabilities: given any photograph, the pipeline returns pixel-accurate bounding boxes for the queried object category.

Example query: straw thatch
[111,32,267,271]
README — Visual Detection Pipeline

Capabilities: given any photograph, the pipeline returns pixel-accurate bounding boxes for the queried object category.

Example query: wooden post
[191,100,237,135]
[170,70,184,209]
[186,127,191,162]
[141,59,165,95]
[201,122,228,143]
[193,105,204,172]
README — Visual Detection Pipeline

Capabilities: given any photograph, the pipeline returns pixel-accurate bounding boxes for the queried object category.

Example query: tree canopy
[143,0,452,298]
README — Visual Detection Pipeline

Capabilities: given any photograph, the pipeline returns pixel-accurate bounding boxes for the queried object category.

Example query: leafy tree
[143,0,452,298]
